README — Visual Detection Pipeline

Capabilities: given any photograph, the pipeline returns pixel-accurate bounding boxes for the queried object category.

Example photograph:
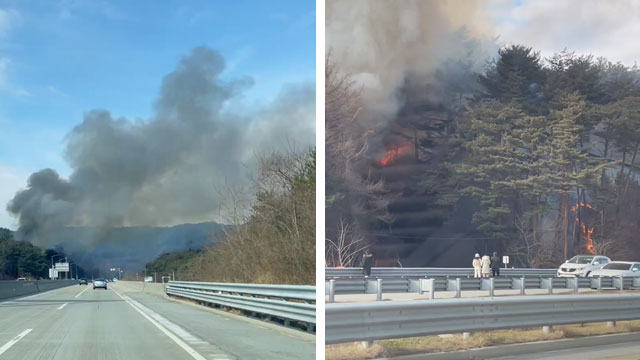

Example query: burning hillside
[326,0,640,268]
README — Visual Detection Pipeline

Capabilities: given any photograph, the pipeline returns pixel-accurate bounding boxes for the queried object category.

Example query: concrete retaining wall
[0,280,77,300]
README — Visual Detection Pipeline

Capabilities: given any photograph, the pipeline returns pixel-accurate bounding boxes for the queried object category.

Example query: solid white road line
[57,303,68,310]
[0,329,32,356]
[111,288,209,360]
[74,286,91,298]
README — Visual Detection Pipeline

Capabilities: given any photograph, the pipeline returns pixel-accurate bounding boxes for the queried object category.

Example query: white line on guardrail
[0,329,32,356]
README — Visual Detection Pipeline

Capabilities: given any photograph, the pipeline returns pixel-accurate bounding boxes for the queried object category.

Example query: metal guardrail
[326,292,640,344]
[165,281,315,331]
[326,276,640,300]
[325,267,557,278]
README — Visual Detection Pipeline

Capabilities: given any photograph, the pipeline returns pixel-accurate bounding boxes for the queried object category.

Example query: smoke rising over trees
[6,46,315,262]
[151,148,316,285]
[326,0,640,267]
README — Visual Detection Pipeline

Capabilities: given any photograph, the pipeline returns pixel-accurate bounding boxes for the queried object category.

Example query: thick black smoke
[7,47,315,257]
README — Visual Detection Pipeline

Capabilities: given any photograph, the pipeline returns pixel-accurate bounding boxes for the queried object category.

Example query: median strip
[0,329,32,356]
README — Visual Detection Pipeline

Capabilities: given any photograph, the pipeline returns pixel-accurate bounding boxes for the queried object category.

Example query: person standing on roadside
[481,254,491,278]
[491,252,501,277]
[362,249,374,277]
[472,253,482,278]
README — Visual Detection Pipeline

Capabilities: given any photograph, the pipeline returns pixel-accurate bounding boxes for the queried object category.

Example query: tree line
[326,44,640,267]
[145,148,316,285]
[0,228,82,280]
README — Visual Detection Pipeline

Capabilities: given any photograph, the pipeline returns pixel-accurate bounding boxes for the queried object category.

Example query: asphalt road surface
[492,341,640,360]
[0,282,314,360]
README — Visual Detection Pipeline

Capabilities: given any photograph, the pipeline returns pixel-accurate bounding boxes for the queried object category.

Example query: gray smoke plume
[326,0,495,126]
[7,46,315,253]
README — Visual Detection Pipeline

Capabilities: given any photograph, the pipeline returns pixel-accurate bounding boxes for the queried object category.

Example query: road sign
[55,262,69,272]
[503,256,510,269]
[144,276,153,283]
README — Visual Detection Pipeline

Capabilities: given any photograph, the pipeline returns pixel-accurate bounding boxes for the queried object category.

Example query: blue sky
[0,0,315,229]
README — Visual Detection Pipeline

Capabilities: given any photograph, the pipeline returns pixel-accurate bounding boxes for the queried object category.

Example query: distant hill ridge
[38,222,227,272]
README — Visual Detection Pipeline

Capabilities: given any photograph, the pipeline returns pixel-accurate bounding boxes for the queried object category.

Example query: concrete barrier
[0,280,77,300]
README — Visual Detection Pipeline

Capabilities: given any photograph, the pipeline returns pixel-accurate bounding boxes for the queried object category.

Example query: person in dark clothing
[491,252,501,277]
[362,249,374,277]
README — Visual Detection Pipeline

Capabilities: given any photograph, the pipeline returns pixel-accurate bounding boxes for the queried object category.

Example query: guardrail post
[429,279,435,300]
[329,279,335,303]
[569,277,578,293]
[597,277,602,292]
[489,277,494,297]
[634,277,640,289]
[520,277,526,295]
[361,341,373,349]
[547,277,553,294]
[620,276,625,292]
[613,276,623,292]
[455,278,461,298]
[377,279,383,301]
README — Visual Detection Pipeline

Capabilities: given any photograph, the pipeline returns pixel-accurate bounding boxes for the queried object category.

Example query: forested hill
[48,222,226,272]
[0,228,53,280]
[0,222,226,278]
[326,45,640,268]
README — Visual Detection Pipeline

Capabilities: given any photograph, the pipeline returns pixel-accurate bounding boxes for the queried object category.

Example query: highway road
[0,282,314,359]
[492,341,640,360]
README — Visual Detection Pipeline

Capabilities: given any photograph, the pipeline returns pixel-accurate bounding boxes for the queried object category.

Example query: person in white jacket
[481,254,491,278]
[472,253,482,278]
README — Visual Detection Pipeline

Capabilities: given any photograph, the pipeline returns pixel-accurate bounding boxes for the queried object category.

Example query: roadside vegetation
[145,148,316,285]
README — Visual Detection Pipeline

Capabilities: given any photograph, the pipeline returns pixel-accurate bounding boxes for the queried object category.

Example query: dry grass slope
[326,320,640,360]
[180,149,316,285]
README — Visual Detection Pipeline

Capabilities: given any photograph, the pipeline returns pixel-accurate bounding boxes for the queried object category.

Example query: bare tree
[325,55,394,265]
[326,218,371,267]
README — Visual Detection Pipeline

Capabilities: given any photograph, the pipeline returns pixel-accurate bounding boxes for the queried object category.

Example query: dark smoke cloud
[7,46,315,252]
[326,0,496,126]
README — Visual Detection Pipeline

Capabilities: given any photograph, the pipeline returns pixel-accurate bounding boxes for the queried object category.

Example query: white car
[589,261,640,277]
[557,255,611,277]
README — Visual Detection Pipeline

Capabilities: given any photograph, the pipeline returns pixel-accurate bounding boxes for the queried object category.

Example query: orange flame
[580,223,596,255]
[572,202,597,255]
[380,144,411,166]
[570,202,594,212]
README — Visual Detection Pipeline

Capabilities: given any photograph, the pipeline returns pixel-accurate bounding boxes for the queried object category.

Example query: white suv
[557,255,611,277]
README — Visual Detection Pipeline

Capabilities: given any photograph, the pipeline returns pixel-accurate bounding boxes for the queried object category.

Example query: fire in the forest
[380,144,412,166]
[572,202,596,255]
